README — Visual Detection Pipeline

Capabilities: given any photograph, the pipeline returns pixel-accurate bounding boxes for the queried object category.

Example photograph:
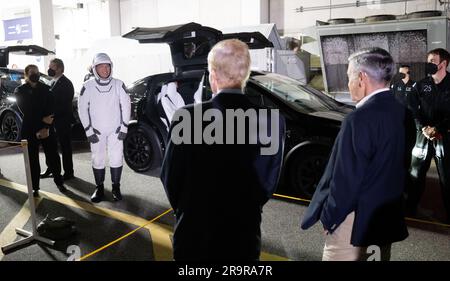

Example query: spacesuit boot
[111,166,123,201]
[91,168,105,203]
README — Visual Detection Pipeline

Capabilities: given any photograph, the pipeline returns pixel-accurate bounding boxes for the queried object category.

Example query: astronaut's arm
[77,86,94,136]
[119,82,131,134]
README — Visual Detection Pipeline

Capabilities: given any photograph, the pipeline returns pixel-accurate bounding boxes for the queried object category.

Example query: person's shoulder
[112,78,125,86]
[39,82,51,90]
[82,78,95,88]
[61,75,74,85]
[416,76,432,86]
[14,83,28,94]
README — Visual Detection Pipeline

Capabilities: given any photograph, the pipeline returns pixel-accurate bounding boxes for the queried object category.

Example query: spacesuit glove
[118,132,127,140]
[87,134,99,144]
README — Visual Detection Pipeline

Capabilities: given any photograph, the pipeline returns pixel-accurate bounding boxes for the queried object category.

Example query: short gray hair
[348,47,395,85]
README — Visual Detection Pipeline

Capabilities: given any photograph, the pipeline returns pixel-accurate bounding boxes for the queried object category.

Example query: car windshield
[251,73,342,113]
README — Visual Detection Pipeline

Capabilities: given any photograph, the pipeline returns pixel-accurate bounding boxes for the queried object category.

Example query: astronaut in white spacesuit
[78,53,131,203]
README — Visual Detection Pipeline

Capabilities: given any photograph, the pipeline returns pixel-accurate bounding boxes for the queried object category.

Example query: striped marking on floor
[0,179,289,261]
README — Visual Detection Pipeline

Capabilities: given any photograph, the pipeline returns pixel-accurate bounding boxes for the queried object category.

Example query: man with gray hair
[301,47,408,261]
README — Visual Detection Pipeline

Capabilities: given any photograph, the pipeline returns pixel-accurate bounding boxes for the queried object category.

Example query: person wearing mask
[301,48,408,261]
[40,58,75,180]
[78,53,131,203]
[15,64,66,197]
[407,48,450,223]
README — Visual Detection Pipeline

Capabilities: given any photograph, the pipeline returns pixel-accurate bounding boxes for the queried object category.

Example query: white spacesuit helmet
[92,53,113,83]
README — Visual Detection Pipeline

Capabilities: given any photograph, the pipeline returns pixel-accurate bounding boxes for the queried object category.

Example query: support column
[30,0,55,69]
[108,0,122,36]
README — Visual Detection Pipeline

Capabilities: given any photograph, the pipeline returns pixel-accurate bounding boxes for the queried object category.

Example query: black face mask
[425,62,438,76]
[28,73,40,83]
[47,68,56,77]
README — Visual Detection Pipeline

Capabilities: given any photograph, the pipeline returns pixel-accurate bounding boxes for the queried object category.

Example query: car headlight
[7,97,16,103]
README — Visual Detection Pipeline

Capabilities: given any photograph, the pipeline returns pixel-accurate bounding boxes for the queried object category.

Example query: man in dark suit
[160,39,285,261]
[15,64,66,197]
[40,58,75,180]
[301,48,408,261]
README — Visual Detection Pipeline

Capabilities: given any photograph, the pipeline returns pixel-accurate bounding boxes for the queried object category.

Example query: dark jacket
[160,89,285,261]
[301,90,409,247]
[50,75,75,126]
[15,82,54,140]
[411,72,450,134]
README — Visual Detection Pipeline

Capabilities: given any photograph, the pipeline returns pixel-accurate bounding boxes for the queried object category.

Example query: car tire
[123,124,163,172]
[288,146,329,199]
[1,111,21,142]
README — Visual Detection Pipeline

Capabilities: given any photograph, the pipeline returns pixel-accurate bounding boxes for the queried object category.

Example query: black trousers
[53,123,73,175]
[27,130,63,190]
[408,132,450,222]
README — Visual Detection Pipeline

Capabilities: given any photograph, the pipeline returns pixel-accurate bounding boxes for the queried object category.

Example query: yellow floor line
[0,178,151,227]
[0,197,43,260]
[273,193,311,203]
[0,179,289,261]
[261,251,289,261]
[78,208,173,261]
[147,223,173,261]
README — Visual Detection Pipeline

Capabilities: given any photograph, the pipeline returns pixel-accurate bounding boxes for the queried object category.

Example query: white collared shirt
[355,88,390,108]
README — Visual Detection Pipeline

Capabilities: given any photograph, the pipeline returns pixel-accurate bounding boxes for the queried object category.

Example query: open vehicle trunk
[0,45,54,67]
[122,22,273,74]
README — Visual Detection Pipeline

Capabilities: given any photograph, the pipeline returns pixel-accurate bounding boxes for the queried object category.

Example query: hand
[87,134,99,144]
[118,132,127,140]
[36,128,49,139]
[42,115,54,125]
[422,126,439,140]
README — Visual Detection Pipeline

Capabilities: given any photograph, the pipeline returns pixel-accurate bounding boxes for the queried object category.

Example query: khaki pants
[322,212,391,261]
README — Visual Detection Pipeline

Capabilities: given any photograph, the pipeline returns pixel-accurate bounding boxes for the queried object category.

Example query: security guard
[40,58,75,180]
[408,48,450,223]
[391,65,418,200]
[15,64,66,197]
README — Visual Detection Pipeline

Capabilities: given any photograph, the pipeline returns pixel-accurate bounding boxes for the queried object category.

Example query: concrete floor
[0,141,449,261]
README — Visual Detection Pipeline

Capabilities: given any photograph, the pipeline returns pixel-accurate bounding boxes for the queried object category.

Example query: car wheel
[124,124,162,172]
[1,112,21,142]
[288,146,329,199]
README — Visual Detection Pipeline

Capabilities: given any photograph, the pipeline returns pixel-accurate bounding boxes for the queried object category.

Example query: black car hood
[307,109,349,122]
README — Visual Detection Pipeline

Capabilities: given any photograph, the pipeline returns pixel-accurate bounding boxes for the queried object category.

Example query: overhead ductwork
[364,14,397,23]
[327,18,355,25]
[407,10,443,19]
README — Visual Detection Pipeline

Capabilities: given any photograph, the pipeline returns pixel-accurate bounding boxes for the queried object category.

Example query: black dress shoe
[40,170,53,179]
[57,184,67,193]
[63,173,74,180]
[33,190,40,197]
